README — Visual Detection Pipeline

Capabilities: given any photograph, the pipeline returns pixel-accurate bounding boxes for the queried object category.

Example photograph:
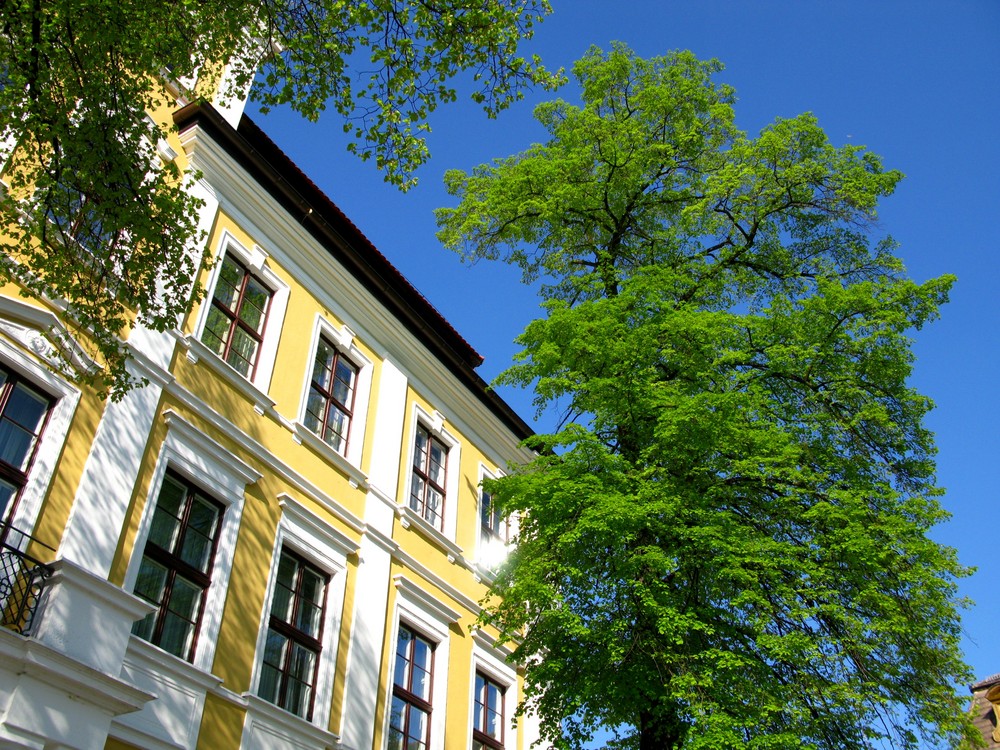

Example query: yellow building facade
[0,66,537,750]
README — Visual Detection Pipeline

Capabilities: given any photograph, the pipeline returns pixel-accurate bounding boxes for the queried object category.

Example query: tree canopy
[0,0,557,395]
[437,44,974,750]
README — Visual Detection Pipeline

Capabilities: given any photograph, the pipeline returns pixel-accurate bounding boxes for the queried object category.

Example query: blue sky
[250,0,1000,719]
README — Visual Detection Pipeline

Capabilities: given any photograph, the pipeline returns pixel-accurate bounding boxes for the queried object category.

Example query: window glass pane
[312,340,334,391]
[304,389,326,433]
[257,661,281,704]
[5,384,48,433]
[0,478,16,520]
[428,443,446,485]
[154,475,187,520]
[301,567,325,605]
[481,492,492,529]
[148,501,183,552]
[262,628,288,669]
[240,278,269,332]
[288,641,317,682]
[407,705,428,750]
[425,488,442,527]
[324,407,348,451]
[131,610,157,641]
[159,610,194,657]
[296,599,323,638]
[394,629,411,687]
[187,494,220,536]
[271,582,293,624]
[180,497,220,572]
[409,476,426,512]
[332,359,356,404]
[388,696,406,749]
[413,429,427,468]
[133,557,169,607]
[276,549,298,587]
[284,675,311,717]
[0,422,34,471]
[168,575,202,621]
[179,529,212,573]
[202,307,231,354]
[411,638,431,700]
[213,258,243,309]
[226,328,257,376]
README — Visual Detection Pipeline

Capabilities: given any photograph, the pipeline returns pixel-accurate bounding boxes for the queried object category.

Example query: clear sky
[250,0,1000,716]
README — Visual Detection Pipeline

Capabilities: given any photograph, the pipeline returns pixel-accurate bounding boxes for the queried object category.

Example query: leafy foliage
[0,0,558,395]
[438,44,975,750]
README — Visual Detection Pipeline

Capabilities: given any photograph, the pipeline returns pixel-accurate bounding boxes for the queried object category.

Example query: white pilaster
[58,360,165,578]
[338,532,395,750]
[366,358,408,531]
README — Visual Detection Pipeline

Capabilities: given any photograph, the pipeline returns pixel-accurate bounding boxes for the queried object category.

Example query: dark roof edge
[971,673,1000,692]
[173,102,534,442]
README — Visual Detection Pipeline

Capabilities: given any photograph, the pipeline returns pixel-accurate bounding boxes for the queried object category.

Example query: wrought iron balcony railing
[0,522,54,636]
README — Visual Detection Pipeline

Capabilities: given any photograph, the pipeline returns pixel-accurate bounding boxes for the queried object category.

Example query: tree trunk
[639,710,686,750]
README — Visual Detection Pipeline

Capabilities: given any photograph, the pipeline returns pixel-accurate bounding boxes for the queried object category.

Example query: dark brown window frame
[305,337,359,455]
[132,472,224,662]
[203,253,273,379]
[259,547,330,720]
[472,671,506,750]
[0,365,54,542]
[391,624,436,750]
[409,424,448,531]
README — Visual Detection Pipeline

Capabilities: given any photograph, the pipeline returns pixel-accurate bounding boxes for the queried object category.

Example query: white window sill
[113,637,223,750]
[291,421,368,490]
[241,693,340,750]
[395,504,465,564]
[177,333,276,415]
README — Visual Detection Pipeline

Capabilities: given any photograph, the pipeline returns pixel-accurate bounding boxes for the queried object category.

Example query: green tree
[437,44,975,750]
[0,0,557,395]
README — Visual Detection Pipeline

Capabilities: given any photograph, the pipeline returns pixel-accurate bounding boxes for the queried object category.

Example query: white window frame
[124,411,261,672]
[294,315,373,471]
[385,575,459,750]
[399,406,461,544]
[470,630,518,750]
[248,492,355,730]
[192,231,289,396]
[0,335,80,541]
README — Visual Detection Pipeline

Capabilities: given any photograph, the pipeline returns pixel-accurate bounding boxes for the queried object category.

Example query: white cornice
[162,409,263,486]
[0,628,154,716]
[0,293,101,378]
[278,493,360,558]
[391,548,482,619]
[393,574,462,625]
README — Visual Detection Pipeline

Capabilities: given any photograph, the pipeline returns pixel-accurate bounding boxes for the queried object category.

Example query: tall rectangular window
[389,625,434,750]
[201,254,272,378]
[0,367,52,530]
[304,337,358,455]
[409,426,447,530]
[257,549,328,719]
[132,473,224,661]
[472,673,505,750]
[44,179,126,257]
[480,489,508,546]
